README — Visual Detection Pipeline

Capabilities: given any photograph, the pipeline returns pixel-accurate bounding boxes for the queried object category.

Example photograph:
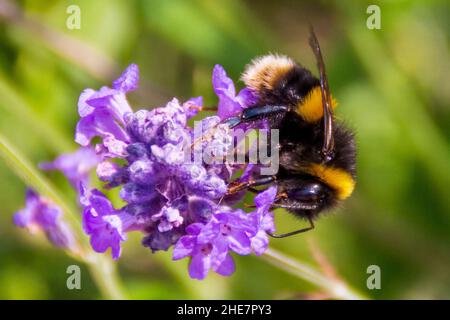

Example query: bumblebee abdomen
[294,86,338,123]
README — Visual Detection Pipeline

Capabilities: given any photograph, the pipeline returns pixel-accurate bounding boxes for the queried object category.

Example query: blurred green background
[0,0,449,299]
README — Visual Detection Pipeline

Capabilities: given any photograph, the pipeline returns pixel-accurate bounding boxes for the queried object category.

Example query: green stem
[263,248,368,300]
[85,253,126,300]
[0,133,127,299]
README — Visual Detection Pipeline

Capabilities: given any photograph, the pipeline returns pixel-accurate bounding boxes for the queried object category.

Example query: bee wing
[308,27,335,161]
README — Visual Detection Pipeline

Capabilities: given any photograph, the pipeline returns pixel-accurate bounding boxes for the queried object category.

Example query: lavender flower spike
[70,62,277,280]
[14,189,75,249]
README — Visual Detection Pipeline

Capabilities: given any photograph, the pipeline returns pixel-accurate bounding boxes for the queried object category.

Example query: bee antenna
[308,26,335,161]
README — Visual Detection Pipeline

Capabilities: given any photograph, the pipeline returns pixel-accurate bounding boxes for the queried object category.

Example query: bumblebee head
[241,54,296,95]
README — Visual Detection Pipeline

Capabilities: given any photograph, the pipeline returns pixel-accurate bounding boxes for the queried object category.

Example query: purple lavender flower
[12,62,279,280]
[80,184,139,260]
[40,147,100,187]
[248,186,277,255]
[173,223,235,279]
[14,189,75,249]
[212,64,257,120]
[74,69,233,254]
[70,63,277,279]
[113,63,139,92]
[173,209,256,279]
[75,64,139,153]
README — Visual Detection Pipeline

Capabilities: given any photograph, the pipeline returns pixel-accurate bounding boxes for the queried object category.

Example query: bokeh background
[0,0,449,299]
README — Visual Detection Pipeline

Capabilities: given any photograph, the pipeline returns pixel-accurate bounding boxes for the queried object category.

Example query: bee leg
[248,187,260,194]
[267,216,315,238]
[223,105,290,128]
[226,175,276,195]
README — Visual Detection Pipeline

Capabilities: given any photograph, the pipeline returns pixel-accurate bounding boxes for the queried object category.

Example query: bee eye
[288,182,327,202]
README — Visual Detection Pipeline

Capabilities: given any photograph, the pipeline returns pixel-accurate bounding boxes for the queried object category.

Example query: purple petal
[82,204,129,260]
[34,205,60,228]
[260,212,275,233]
[213,253,235,276]
[213,64,252,120]
[113,64,139,92]
[212,64,236,97]
[83,87,133,123]
[217,96,242,120]
[77,85,132,142]
[210,239,229,266]
[13,190,38,227]
[236,88,258,108]
[110,237,123,260]
[78,89,96,117]
[85,87,116,108]
[189,251,211,280]
[227,231,252,255]
[250,230,269,256]
[25,188,39,203]
[13,209,32,228]
[185,223,204,236]
[45,221,75,249]
[254,185,278,209]
[86,189,115,216]
[223,210,256,235]
[172,235,196,260]
[197,219,220,244]
[90,232,112,254]
[75,109,128,146]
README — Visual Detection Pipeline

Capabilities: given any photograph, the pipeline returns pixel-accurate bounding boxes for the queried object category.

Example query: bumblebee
[225,29,356,237]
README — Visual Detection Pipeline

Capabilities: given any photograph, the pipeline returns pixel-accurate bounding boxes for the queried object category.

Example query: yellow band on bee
[295,86,337,122]
[307,164,355,200]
